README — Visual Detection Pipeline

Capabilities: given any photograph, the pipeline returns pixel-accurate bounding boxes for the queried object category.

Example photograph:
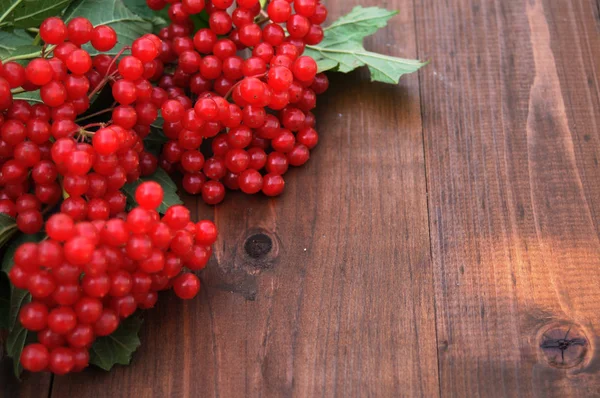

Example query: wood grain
[0,332,51,398]
[6,0,600,396]
[415,0,600,396]
[45,1,439,397]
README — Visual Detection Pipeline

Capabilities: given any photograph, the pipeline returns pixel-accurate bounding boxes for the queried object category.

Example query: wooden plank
[50,1,438,397]
[1,299,53,397]
[415,0,600,396]
[0,353,52,398]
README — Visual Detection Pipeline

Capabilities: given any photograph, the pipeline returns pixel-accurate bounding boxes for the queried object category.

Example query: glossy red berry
[267,0,292,22]
[40,17,67,44]
[201,181,226,205]
[195,220,217,245]
[173,273,201,299]
[46,213,74,242]
[19,302,49,331]
[47,306,77,335]
[94,309,119,336]
[74,297,103,324]
[66,49,93,75]
[132,38,160,63]
[26,58,53,86]
[21,344,50,372]
[49,347,75,375]
[67,17,94,45]
[238,169,263,194]
[91,25,117,51]
[262,174,285,196]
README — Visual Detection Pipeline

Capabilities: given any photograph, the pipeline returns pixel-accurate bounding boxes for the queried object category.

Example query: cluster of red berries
[0,0,329,237]
[149,0,327,203]
[10,182,218,374]
[0,17,165,234]
[0,0,329,375]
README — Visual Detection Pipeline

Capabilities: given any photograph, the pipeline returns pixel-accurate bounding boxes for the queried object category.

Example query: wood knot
[538,323,589,369]
[244,233,273,259]
[240,229,280,272]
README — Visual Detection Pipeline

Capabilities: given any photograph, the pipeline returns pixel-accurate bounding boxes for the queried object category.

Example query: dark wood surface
[2,0,600,396]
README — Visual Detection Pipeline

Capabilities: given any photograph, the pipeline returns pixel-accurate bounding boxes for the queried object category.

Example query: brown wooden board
[25,1,438,397]
[0,347,51,398]
[5,0,600,396]
[415,0,600,396]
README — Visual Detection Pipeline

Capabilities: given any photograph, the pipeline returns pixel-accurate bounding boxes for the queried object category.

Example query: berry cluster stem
[75,107,116,124]
[88,47,130,100]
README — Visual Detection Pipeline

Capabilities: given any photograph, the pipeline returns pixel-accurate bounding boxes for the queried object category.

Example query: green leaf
[0,29,37,61]
[122,167,182,214]
[89,315,143,371]
[5,280,34,378]
[189,10,209,30]
[0,213,18,249]
[304,6,426,84]
[0,0,72,29]
[144,117,168,156]
[62,0,154,56]
[8,288,28,331]
[122,0,169,31]
[6,316,29,376]
[12,90,42,103]
[121,0,159,19]
[325,7,398,41]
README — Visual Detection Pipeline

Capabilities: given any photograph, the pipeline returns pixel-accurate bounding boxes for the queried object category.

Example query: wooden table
[3,0,600,396]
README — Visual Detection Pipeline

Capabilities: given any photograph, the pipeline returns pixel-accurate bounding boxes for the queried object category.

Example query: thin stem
[105,47,129,78]
[88,47,129,100]
[3,44,54,63]
[88,70,118,99]
[75,106,115,123]
[0,0,24,26]
[41,44,56,58]
[81,122,106,131]
[255,10,270,25]
[224,72,267,100]
[10,87,25,95]
[4,51,41,63]
[42,204,55,215]
[77,123,106,142]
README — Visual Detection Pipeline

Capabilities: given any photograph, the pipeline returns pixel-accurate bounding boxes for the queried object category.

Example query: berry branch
[75,106,116,124]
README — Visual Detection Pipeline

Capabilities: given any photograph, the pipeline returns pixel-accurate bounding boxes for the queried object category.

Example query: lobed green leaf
[144,116,168,156]
[305,6,426,84]
[6,317,29,377]
[0,30,37,61]
[89,315,143,371]
[324,6,398,40]
[62,0,154,56]
[12,90,42,103]
[0,213,18,249]
[0,0,72,29]
[122,0,169,31]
